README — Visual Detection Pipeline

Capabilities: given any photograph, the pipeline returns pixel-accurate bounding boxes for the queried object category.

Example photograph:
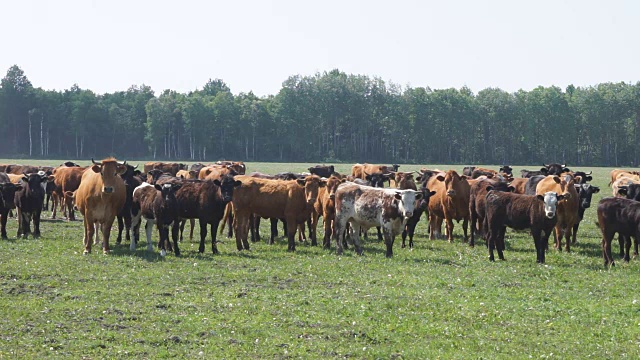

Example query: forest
[1,64,639,166]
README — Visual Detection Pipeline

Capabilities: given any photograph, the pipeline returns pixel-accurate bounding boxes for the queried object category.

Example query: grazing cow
[215,160,246,175]
[597,197,640,266]
[520,169,548,178]
[52,165,90,220]
[232,175,326,252]
[468,179,515,247]
[612,177,640,197]
[485,191,564,263]
[15,172,51,238]
[74,158,127,254]
[131,182,182,256]
[542,163,570,176]
[116,164,142,245]
[310,176,345,248]
[308,165,335,178]
[427,170,470,242]
[535,175,579,252]
[0,173,21,239]
[571,183,600,245]
[333,182,423,257]
[143,162,187,176]
[175,175,241,254]
[176,169,198,179]
[509,178,528,194]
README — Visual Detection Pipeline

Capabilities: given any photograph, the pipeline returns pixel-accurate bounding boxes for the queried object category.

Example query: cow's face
[154,183,182,201]
[575,184,600,209]
[394,172,415,189]
[365,172,388,188]
[0,182,21,209]
[499,166,513,176]
[536,191,565,219]
[146,169,164,185]
[214,175,242,202]
[296,175,326,205]
[92,160,126,193]
[325,176,345,200]
[22,173,49,193]
[573,171,593,183]
[394,190,423,219]
[618,184,640,201]
[436,170,466,197]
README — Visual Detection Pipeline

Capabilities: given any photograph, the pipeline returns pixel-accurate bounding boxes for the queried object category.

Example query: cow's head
[0,182,21,209]
[296,175,326,205]
[364,172,389,188]
[394,189,423,219]
[542,163,569,175]
[119,164,139,182]
[213,175,242,203]
[61,161,80,167]
[22,172,52,193]
[575,183,600,209]
[394,172,416,189]
[536,191,566,219]
[435,170,467,197]
[326,176,346,200]
[485,180,516,193]
[154,183,182,202]
[91,158,127,193]
[572,171,592,183]
[499,165,513,176]
[146,169,165,185]
[617,184,640,201]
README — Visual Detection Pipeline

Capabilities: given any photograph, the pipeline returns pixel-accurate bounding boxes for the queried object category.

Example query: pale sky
[1,0,638,96]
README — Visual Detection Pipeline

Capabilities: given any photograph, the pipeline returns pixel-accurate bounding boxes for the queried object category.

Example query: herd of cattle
[1,159,639,267]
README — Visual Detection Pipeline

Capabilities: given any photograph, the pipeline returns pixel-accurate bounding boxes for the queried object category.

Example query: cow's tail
[219,203,233,235]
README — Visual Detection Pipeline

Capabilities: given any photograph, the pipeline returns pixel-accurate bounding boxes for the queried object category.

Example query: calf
[308,165,335,178]
[427,170,470,242]
[597,197,640,266]
[131,182,182,256]
[15,172,50,238]
[0,173,21,239]
[333,182,422,257]
[311,176,345,248]
[400,186,436,249]
[117,164,143,245]
[469,179,514,247]
[571,183,600,244]
[485,191,564,263]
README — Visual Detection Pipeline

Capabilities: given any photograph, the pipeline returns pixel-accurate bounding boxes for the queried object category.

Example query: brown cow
[205,166,238,181]
[427,170,470,242]
[231,175,326,252]
[509,178,528,194]
[5,164,39,175]
[612,176,640,197]
[143,162,187,176]
[609,169,640,186]
[74,158,127,254]
[51,165,90,220]
[311,176,345,248]
[176,169,198,179]
[215,160,246,175]
[351,163,389,180]
[535,175,578,252]
[468,178,514,247]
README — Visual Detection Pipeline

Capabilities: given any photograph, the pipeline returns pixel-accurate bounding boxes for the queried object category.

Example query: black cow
[571,183,600,245]
[499,165,513,176]
[364,172,391,188]
[131,182,182,256]
[0,173,21,239]
[308,165,335,178]
[524,175,547,195]
[60,161,80,167]
[469,179,515,247]
[572,171,593,184]
[117,164,143,245]
[401,186,436,249]
[597,197,640,266]
[542,163,570,176]
[15,173,50,238]
[521,169,549,178]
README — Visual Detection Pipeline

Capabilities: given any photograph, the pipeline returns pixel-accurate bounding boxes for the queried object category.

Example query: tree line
[1,65,639,166]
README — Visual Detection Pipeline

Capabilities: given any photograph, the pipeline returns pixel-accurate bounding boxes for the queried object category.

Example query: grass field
[1,160,639,359]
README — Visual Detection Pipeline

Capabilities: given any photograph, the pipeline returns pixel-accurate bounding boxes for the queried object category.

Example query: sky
[1,0,638,96]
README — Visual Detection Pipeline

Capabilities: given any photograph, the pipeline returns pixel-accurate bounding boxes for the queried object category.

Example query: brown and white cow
[535,175,578,252]
[131,182,182,256]
[333,182,422,257]
[74,158,127,254]
[427,170,470,242]
[231,175,326,252]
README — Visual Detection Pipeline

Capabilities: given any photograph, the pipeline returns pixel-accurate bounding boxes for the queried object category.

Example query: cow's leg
[618,234,625,258]
[469,210,477,247]
[101,218,114,254]
[564,226,572,253]
[634,236,639,259]
[351,223,363,256]
[157,223,168,257]
[285,217,297,252]
[383,228,394,258]
[572,222,579,245]
[269,218,280,244]
[171,221,180,256]
[198,219,208,253]
[311,211,320,247]
[124,213,132,242]
[428,214,436,240]
[116,215,124,245]
[233,212,250,251]
[130,208,142,251]
[0,210,7,239]
[43,193,50,211]
[16,208,23,238]
[226,210,234,239]
[51,192,58,219]
[445,217,455,243]
[496,226,506,261]
[533,229,545,263]
[179,219,186,242]
[323,214,332,249]
[249,215,258,243]
[189,219,195,241]
[33,210,41,238]
[67,199,75,221]
[462,217,469,243]
[553,226,562,251]
[282,219,288,237]
[298,223,306,242]
[209,220,220,255]
[334,218,345,255]
[408,216,420,249]
[307,218,314,244]
[83,216,93,254]
[376,226,383,242]
[603,232,615,267]
[145,219,155,252]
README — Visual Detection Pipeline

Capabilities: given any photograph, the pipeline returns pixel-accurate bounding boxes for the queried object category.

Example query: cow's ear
[213,179,221,186]
[415,175,422,182]
[508,186,516,192]
[552,176,561,184]
[319,180,327,187]
[296,179,306,187]
[394,192,402,200]
[536,194,544,201]
[574,175,582,184]
[414,192,423,200]
[436,175,445,182]
[340,178,346,183]
[234,180,242,187]
[91,164,101,173]
[154,184,162,191]
[117,165,127,175]
[592,186,600,193]
[429,190,436,197]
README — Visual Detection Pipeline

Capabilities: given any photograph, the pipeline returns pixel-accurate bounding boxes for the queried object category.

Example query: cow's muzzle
[103,187,114,194]
[546,211,555,219]
[223,195,232,202]
[446,190,456,196]
[405,212,413,218]
[329,194,335,200]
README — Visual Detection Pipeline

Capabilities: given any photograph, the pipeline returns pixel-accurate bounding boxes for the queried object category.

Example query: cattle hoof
[160,249,167,257]
[83,250,90,255]
[103,250,110,255]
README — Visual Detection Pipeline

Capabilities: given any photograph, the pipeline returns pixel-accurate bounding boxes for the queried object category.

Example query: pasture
[1,160,639,359]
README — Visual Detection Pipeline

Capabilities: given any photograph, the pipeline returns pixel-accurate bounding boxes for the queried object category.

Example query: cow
[416,169,442,187]
[205,166,238,181]
[542,163,570,176]
[597,197,640,266]
[190,163,206,174]
[333,182,423,257]
[612,177,640,197]
[617,183,640,201]
[310,176,345,248]
[468,179,514,247]
[524,175,546,195]
[215,160,246,175]
[116,164,142,245]
[15,172,51,239]
[131,182,182,256]
[509,178,528,194]
[308,165,335,178]
[484,191,564,263]
[0,173,21,239]
[462,166,476,177]
[535,175,579,252]
[74,158,127,254]
[143,162,187,176]
[174,175,241,254]
[427,170,470,242]
[231,175,326,252]
[51,165,89,220]
[470,168,498,179]
[609,169,640,186]
[176,170,198,180]
[400,185,436,249]
[571,183,600,245]
[521,169,548,178]
[147,169,173,185]
[351,163,390,180]
[5,165,39,175]
[499,165,514,177]
[60,161,81,167]
[571,171,593,184]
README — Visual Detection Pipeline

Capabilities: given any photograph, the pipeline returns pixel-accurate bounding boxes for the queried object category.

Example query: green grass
[1,161,640,358]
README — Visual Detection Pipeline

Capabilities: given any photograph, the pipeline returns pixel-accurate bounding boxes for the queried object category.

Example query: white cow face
[394,190,423,219]
[536,191,566,219]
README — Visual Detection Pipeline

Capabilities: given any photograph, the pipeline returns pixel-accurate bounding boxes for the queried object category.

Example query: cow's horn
[91,158,101,165]
[133,164,138,170]
[117,160,127,166]
[586,171,592,175]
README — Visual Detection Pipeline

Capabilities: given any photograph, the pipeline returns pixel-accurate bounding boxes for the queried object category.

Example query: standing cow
[131,182,182,256]
[15,172,51,239]
[427,170,470,242]
[74,158,127,254]
[0,173,21,239]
